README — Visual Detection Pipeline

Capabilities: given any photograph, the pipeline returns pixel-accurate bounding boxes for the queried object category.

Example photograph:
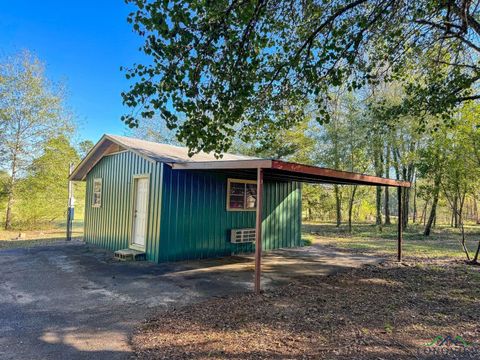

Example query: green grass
[303,222,480,259]
[0,220,84,249]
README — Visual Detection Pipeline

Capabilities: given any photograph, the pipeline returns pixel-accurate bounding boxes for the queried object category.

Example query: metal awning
[171,159,411,188]
[172,159,410,294]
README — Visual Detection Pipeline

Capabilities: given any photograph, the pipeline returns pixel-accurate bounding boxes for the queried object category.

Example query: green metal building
[70,135,302,262]
[71,134,410,293]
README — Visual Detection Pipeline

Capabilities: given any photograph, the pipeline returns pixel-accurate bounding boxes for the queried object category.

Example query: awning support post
[397,186,403,262]
[254,167,264,294]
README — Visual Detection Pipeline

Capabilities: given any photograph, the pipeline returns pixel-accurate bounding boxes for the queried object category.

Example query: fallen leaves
[133,257,480,359]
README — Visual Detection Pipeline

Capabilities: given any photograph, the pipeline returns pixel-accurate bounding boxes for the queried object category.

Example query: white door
[132,177,149,248]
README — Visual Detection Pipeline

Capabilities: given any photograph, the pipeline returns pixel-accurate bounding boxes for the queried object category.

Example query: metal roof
[70,134,410,187]
[106,134,256,163]
[69,134,257,181]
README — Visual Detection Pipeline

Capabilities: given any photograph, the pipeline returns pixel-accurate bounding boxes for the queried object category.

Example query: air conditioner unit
[230,228,256,244]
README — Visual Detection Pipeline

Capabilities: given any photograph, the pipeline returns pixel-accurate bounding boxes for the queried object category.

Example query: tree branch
[268,0,370,87]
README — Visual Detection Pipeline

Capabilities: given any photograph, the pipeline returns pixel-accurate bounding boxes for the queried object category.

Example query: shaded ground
[133,258,480,360]
[133,224,480,360]
[0,240,376,360]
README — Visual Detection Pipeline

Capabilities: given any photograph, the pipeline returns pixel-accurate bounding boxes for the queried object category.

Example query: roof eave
[69,134,157,181]
[271,160,411,188]
[171,159,411,188]
[69,135,109,181]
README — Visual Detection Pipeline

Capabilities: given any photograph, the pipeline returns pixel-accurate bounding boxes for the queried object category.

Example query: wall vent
[230,228,256,244]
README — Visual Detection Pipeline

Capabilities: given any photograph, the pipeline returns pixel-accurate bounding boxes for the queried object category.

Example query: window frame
[226,178,258,211]
[92,178,102,208]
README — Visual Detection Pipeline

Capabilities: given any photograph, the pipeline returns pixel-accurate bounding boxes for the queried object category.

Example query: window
[227,179,257,211]
[92,178,102,208]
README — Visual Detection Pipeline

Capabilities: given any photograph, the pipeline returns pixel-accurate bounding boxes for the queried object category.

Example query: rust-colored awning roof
[171,159,410,187]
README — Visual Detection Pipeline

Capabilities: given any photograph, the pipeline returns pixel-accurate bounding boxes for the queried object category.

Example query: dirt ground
[0,240,380,360]
[133,256,480,359]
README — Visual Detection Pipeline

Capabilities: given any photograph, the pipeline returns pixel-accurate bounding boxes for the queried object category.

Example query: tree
[78,140,95,159]
[18,136,80,227]
[384,143,392,225]
[314,91,351,227]
[302,185,335,222]
[417,103,480,263]
[364,104,387,228]
[128,115,181,145]
[0,170,8,217]
[313,90,369,230]
[123,0,480,154]
[343,96,369,232]
[232,118,316,163]
[455,102,480,263]
[418,128,447,236]
[0,51,72,229]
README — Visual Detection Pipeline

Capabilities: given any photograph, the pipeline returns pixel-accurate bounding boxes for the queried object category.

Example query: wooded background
[1,50,479,238]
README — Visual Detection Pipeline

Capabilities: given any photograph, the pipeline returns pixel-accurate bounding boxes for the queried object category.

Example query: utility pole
[66,163,75,241]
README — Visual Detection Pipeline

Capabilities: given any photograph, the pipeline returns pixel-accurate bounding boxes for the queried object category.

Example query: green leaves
[17,136,82,228]
[122,0,480,155]
[0,51,76,228]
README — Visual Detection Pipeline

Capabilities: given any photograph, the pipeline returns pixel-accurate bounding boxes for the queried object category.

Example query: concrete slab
[0,241,381,359]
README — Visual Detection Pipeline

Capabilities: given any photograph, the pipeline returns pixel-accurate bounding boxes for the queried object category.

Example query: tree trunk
[450,206,455,227]
[453,195,459,228]
[422,199,429,226]
[376,186,382,227]
[392,148,400,181]
[4,150,18,230]
[4,125,23,230]
[402,184,409,229]
[402,165,414,229]
[374,144,383,227]
[4,191,14,230]
[348,186,358,233]
[384,145,391,225]
[459,192,466,226]
[424,176,441,236]
[412,178,417,223]
[459,211,470,261]
[475,197,480,224]
[334,185,341,227]
[472,241,480,264]
[384,187,391,225]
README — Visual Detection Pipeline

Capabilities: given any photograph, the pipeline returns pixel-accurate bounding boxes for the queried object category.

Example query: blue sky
[0,1,144,142]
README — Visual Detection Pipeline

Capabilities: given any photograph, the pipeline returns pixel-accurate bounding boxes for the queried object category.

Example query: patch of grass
[303,222,480,259]
[0,220,83,249]
[301,234,314,246]
[384,322,394,334]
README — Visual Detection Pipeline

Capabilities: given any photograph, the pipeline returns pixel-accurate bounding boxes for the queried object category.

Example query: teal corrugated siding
[84,151,162,262]
[84,151,302,263]
[158,167,302,262]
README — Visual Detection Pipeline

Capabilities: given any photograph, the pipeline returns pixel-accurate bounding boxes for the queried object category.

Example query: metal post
[254,167,264,294]
[67,163,75,241]
[397,186,403,261]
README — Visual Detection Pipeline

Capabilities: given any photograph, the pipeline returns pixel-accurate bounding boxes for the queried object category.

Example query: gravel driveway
[0,241,381,359]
